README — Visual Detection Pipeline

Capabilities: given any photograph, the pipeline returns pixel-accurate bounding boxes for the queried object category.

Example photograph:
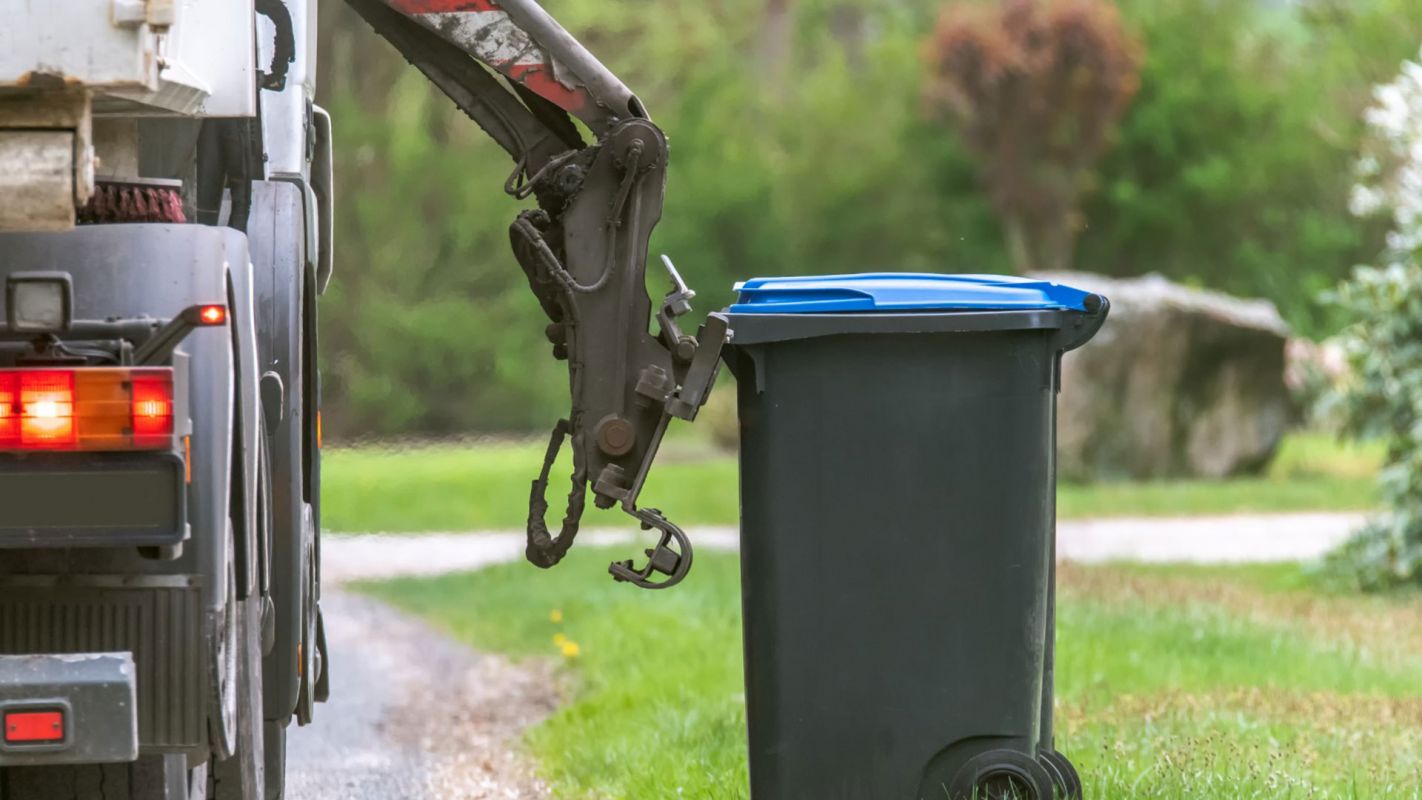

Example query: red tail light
[0,373,17,445]
[20,371,76,447]
[0,368,175,452]
[129,371,175,448]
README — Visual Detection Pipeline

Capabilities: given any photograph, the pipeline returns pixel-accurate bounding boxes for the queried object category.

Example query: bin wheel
[1038,749,1082,799]
[949,749,1056,800]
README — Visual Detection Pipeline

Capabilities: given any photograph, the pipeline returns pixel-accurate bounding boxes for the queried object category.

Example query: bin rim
[729,272,1100,315]
[721,305,1108,350]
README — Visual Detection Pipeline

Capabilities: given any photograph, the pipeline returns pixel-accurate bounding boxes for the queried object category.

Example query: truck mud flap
[0,582,206,751]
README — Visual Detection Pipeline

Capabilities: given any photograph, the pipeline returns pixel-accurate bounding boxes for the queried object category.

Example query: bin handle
[1055,295,1110,353]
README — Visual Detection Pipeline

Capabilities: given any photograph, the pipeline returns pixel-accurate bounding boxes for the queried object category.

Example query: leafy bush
[1326,263,1422,587]
[1326,50,1422,588]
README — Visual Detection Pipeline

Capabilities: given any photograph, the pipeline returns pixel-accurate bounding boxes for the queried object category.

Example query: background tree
[922,0,1143,273]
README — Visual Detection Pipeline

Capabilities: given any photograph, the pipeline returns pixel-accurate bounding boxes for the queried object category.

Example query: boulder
[1036,272,1292,481]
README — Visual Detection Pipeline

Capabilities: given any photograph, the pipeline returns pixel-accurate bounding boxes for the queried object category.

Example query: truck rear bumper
[0,653,138,767]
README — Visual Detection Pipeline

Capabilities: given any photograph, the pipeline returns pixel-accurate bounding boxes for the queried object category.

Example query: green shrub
[1325,263,1422,587]
[1325,49,1422,588]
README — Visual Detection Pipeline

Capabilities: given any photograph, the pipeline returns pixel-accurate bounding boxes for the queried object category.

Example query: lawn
[361,551,1422,799]
[322,432,1382,532]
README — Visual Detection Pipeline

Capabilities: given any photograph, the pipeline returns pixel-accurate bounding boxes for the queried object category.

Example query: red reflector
[4,710,64,743]
[198,305,226,325]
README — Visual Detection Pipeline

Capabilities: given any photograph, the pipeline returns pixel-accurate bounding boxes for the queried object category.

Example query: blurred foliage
[1324,49,1422,589]
[923,0,1143,272]
[1324,263,1422,588]
[315,0,1422,438]
[1078,0,1422,334]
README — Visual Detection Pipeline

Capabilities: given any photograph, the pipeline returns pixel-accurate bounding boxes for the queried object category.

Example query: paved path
[321,511,1369,584]
[284,591,553,799]
[1053,511,1366,564]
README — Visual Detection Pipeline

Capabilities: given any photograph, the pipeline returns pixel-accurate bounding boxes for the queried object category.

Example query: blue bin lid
[729,272,1095,314]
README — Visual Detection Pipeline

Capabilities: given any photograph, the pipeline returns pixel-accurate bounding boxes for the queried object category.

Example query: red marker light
[130,370,175,447]
[4,710,65,743]
[198,305,227,325]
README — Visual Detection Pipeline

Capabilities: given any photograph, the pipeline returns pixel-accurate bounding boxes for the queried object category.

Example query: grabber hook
[608,507,694,590]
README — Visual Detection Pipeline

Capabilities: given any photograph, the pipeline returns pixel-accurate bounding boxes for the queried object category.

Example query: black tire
[949,749,1057,800]
[0,755,188,799]
[1038,749,1082,799]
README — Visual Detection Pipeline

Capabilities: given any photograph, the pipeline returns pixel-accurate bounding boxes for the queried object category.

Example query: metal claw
[608,507,694,589]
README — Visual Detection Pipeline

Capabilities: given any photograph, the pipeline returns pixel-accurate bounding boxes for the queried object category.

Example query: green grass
[361,551,1422,799]
[322,432,1382,533]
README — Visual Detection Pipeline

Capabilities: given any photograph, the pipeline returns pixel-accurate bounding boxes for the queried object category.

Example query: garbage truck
[0,0,719,796]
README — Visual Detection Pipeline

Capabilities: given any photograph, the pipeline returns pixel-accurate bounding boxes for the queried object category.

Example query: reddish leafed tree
[924,0,1143,273]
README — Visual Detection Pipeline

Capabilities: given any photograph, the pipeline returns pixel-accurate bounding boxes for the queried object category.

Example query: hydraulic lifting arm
[346,0,728,588]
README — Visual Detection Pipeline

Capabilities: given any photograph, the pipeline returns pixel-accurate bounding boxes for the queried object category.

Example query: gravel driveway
[284,590,554,799]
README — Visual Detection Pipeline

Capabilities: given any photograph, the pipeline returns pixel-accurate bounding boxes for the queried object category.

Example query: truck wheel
[0,755,189,799]
[209,522,265,799]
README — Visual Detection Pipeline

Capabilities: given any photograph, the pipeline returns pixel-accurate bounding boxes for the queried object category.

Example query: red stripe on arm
[504,63,589,115]
[387,0,501,13]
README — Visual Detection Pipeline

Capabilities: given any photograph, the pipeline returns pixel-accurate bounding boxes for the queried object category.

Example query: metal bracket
[133,304,227,365]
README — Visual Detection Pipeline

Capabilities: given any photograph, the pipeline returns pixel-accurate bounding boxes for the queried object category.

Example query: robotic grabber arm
[347,0,729,588]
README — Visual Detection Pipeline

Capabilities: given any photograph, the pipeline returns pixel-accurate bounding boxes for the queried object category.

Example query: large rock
[1037,272,1292,481]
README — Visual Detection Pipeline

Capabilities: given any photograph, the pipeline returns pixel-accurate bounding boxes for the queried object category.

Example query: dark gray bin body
[724,306,1105,799]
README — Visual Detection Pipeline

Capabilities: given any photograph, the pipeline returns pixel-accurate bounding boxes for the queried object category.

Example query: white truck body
[0,0,259,231]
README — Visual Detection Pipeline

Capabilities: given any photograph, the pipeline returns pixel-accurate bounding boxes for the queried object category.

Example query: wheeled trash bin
[722,273,1108,800]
